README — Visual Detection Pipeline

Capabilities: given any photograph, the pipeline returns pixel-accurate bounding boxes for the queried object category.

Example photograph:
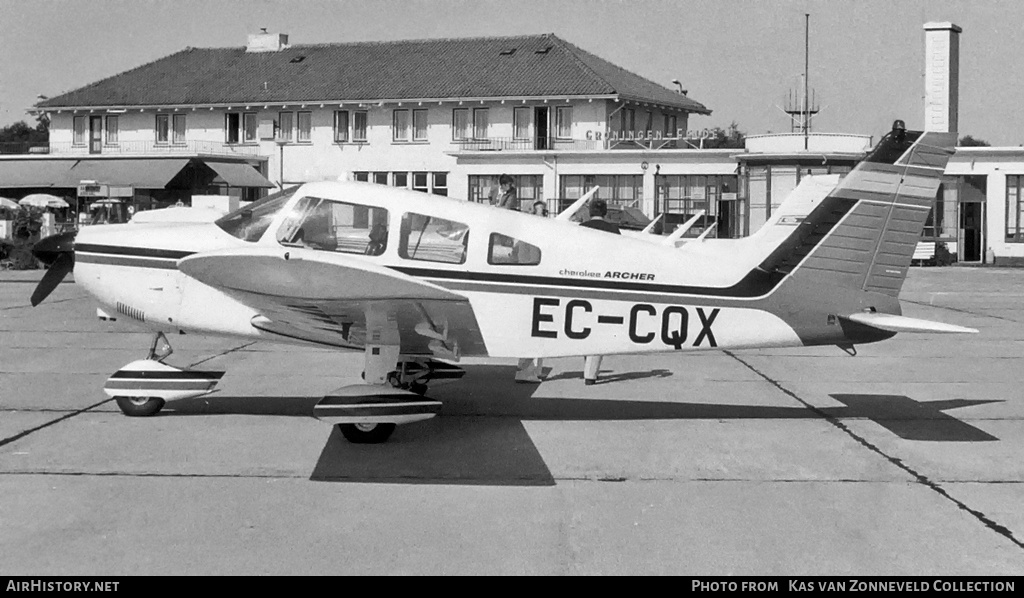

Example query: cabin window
[277,197,390,256]
[399,213,469,264]
[488,233,541,266]
[215,186,299,242]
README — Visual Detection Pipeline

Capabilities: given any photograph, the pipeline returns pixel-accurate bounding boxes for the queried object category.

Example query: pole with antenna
[804,13,809,150]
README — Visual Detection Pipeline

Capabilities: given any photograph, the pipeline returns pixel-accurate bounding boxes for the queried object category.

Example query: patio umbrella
[0,197,20,210]
[19,193,69,209]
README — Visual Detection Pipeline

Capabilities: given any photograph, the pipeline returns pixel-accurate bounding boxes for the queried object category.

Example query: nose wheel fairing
[104,359,225,416]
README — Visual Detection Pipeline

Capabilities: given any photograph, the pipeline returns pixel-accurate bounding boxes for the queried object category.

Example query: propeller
[30,230,77,307]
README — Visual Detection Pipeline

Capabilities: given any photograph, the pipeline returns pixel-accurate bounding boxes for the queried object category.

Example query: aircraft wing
[177,247,487,357]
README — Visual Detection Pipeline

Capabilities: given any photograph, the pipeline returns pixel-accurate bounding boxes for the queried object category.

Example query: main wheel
[338,422,396,444]
[114,396,166,417]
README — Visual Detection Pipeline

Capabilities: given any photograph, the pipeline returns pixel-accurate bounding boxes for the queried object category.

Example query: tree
[958,135,990,147]
[700,122,746,149]
[0,116,49,143]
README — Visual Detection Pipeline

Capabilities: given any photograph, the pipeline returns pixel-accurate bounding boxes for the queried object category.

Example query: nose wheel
[105,333,224,418]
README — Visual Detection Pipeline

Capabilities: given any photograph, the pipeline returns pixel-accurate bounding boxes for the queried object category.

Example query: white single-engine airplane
[30,122,976,443]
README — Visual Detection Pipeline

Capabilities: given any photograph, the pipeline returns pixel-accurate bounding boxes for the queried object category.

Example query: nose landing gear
[106,332,225,417]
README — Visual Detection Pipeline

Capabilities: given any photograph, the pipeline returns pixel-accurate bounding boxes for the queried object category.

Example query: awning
[67,159,190,188]
[0,160,76,188]
[204,161,274,188]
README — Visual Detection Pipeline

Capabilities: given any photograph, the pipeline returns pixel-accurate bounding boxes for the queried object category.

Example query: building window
[560,174,642,210]
[393,109,410,142]
[225,113,240,144]
[469,175,543,210]
[665,113,678,140]
[655,175,739,237]
[334,110,349,143]
[413,109,428,141]
[399,213,469,265]
[353,172,369,182]
[173,114,186,145]
[73,116,86,145]
[1007,175,1024,242]
[432,172,448,196]
[412,172,428,193]
[156,114,170,144]
[514,107,531,140]
[297,111,312,143]
[373,172,388,185]
[473,108,489,140]
[555,106,572,139]
[243,113,258,143]
[278,112,293,142]
[353,111,367,142]
[393,172,409,188]
[104,116,119,145]
[452,108,471,141]
[620,108,635,135]
[644,110,653,133]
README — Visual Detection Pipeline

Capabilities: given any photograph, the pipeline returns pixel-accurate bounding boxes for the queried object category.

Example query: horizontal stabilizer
[845,312,978,334]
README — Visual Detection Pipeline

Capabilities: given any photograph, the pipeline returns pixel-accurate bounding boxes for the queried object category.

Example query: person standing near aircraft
[491,174,518,210]
[580,198,619,385]
[515,198,551,383]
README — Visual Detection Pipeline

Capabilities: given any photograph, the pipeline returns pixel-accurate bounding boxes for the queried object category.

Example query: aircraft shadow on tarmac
[164,365,1001,487]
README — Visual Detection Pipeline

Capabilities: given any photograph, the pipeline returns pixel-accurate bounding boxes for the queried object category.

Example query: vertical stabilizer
[758,123,956,297]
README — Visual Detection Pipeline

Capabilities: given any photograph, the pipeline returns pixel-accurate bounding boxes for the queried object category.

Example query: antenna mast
[783,13,819,147]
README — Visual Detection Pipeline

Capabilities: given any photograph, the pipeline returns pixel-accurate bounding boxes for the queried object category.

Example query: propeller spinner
[30,230,77,306]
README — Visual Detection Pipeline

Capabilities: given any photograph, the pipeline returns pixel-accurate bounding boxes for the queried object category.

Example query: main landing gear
[314,348,466,444]
[105,332,225,417]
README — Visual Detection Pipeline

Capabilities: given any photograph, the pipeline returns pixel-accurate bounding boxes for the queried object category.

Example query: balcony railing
[453,137,702,152]
[454,137,606,152]
[0,140,263,157]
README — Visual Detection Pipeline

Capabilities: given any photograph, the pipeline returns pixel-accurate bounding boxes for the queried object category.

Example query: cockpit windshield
[215,186,300,242]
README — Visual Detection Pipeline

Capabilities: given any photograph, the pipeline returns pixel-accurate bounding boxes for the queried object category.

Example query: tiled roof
[37,34,710,114]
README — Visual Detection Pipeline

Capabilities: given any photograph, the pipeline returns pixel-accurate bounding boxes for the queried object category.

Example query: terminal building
[3,24,1024,263]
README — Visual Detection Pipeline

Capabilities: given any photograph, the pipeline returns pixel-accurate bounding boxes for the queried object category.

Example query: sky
[2,0,1023,144]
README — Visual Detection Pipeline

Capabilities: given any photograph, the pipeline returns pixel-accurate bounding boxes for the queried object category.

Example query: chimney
[246,30,290,53]
[923,22,961,134]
